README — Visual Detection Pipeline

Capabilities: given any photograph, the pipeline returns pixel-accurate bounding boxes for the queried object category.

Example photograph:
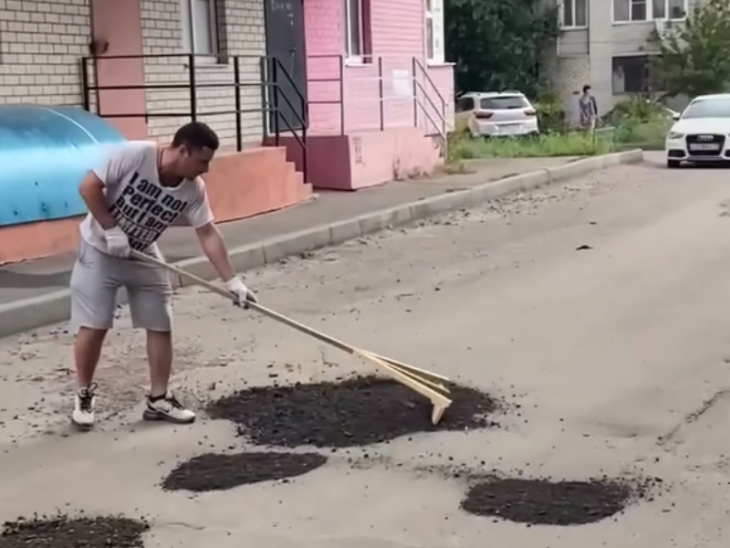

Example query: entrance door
[264,0,307,133]
[90,0,148,139]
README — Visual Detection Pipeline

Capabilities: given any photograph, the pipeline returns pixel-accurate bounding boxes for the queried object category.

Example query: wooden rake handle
[131,250,364,356]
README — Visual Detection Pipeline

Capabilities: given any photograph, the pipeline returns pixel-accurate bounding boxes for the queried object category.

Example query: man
[579,85,598,130]
[70,121,256,429]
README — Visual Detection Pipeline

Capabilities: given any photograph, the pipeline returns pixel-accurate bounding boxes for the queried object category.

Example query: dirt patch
[161,451,328,492]
[0,514,149,548]
[206,375,500,448]
[460,476,661,526]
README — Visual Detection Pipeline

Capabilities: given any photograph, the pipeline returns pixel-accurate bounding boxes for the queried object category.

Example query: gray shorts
[70,239,172,332]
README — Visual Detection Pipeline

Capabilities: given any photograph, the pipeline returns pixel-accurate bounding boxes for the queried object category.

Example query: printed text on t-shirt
[109,171,189,250]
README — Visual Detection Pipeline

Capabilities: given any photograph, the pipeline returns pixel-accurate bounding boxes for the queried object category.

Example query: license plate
[494,124,521,134]
[689,143,720,151]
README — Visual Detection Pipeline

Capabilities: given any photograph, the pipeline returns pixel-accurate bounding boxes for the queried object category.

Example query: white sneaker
[72,384,97,429]
[143,393,196,424]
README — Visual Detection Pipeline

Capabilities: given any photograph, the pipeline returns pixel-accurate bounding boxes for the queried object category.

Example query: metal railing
[307,54,346,135]
[80,53,308,180]
[306,54,447,139]
[413,58,447,140]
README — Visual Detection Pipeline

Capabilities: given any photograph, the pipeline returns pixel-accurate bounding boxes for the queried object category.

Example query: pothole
[206,375,500,448]
[161,451,328,492]
[460,476,662,526]
[0,514,149,548]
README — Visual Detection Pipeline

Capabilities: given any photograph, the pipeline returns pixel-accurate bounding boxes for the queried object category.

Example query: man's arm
[185,180,237,282]
[79,172,117,229]
[195,221,236,282]
[190,191,256,305]
[79,143,145,229]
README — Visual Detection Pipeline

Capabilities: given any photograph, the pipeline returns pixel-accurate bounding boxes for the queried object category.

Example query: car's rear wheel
[667,159,681,169]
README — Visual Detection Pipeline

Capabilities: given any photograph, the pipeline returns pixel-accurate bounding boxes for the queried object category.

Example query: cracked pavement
[2,153,730,546]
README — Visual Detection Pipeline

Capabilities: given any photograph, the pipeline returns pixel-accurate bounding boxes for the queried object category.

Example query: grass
[448,130,614,161]
[613,118,671,151]
[446,103,670,162]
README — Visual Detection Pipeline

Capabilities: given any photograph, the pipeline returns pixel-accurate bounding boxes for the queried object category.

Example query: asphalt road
[1,153,730,547]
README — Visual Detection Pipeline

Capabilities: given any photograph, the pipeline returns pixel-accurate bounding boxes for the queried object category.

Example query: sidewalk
[0,152,642,337]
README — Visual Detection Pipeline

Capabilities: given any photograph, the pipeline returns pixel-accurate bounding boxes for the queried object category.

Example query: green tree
[445,0,560,98]
[651,0,730,98]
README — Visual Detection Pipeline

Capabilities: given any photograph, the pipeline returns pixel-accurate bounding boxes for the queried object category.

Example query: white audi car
[665,93,730,168]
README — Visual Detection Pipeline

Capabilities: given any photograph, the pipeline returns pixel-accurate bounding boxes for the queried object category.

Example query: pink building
[272,0,455,189]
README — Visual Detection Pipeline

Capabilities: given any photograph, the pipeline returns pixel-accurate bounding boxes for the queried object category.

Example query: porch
[269,53,454,189]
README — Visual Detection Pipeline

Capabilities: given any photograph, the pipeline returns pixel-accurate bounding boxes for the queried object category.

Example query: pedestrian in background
[579,85,598,131]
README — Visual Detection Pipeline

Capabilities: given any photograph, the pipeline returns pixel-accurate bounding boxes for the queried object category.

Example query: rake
[131,250,453,424]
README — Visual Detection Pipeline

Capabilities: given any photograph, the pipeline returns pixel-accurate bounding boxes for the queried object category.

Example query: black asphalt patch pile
[460,475,660,526]
[161,451,328,492]
[0,514,149,548]
[206,375,499,448]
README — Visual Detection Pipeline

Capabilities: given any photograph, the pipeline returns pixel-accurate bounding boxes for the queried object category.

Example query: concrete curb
[0,149,643,338]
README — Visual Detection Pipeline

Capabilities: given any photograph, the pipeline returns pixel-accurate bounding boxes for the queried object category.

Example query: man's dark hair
[582,85,591,94]
[172,122,220,151]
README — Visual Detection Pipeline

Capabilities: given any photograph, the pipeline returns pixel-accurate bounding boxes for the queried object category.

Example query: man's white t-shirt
[79,141,214,255]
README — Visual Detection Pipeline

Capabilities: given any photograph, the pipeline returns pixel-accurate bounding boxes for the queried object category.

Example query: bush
[606,95,673,149]
[449,131,614,159]
[533,91,568,133]
[603,95,668,125]
[446,124,472,164]
[613,120,670,145]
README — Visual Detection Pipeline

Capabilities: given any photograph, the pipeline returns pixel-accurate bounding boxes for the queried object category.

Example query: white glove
[104,226,131,258]
[225,277,257,308]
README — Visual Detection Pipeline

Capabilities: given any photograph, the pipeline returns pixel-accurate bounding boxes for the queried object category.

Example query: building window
[613,0,687,22]
[665,0,687,19]
[181,0,219,55]
[561,0,588,28]
[344,0,363,60]
[611,55,664,93]
[426,0,445,64]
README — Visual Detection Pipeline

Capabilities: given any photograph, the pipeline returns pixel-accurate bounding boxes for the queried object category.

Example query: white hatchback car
[665,93,730,168]
[455,91,540,137]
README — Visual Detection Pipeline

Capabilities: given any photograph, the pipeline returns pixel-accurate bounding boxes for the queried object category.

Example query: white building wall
[549,56,591,125]
[0,0,90,106]
[140,0,266,147]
